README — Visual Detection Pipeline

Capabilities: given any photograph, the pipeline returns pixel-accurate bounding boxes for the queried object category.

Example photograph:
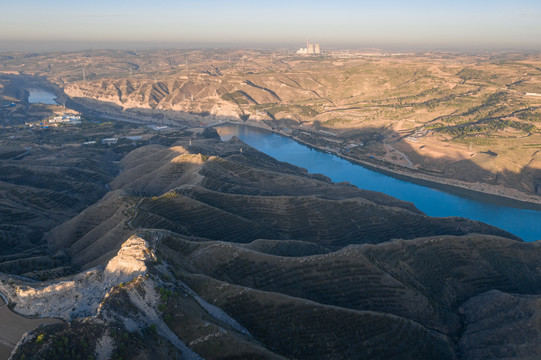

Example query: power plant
[297,40,321,55]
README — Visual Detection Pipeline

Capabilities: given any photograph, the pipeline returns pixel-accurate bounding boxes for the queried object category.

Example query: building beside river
[49,115,81,124]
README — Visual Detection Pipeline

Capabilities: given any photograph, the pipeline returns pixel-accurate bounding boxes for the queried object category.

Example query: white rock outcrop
[0,235,155,321]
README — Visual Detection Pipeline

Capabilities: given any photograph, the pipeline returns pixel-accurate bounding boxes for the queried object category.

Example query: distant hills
[3,49,538,198]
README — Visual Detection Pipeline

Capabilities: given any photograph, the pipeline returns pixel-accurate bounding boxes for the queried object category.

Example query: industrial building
[297,41,321,55]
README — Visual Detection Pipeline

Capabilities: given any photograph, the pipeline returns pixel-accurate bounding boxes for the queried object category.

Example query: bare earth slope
[2,50,540,200]
[0,135,119,279]
[3,133,538,360]
[29,50,538,200]
[0,49,539,359]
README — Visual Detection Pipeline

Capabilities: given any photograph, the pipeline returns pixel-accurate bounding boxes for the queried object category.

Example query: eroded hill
[3,131,540,360]
[2,49,539,200]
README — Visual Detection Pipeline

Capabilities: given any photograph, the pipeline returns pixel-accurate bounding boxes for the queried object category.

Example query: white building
[49,115,81,124]
[101,138,118,145]
[297,41,321,55]
[148,125,170,131]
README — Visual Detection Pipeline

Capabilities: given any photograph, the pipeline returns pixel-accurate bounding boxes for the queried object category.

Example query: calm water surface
[217,125,541,242]
[27,88,57,105]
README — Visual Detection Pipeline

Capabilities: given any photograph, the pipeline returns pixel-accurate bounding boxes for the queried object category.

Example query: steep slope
[51,51,541,199]
[0,142,119,278]
[46,136,515,268]
[6,134,540,360]
[458,290,541,359]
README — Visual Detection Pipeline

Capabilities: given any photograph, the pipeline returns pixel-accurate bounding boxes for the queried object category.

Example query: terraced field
[26,134,538,359]
[160,231,541,353]
[1,126,538,359]
[0,85,160,278]
[0,143,118,277]
[1,47,540,359]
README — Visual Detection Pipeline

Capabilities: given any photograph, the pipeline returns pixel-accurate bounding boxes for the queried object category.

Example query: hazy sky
[1,0,540,51]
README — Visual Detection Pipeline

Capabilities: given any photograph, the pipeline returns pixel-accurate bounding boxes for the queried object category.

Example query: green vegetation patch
[294,105,319,117]
[457,68,495,81]
[322,118,352,127]
[109,328,153,360]
[516,109,541,122]
[252,104,318,118]
[14,322,104,360]
[523,143,541,148]
[438,117,535,137]
[221,90,256,105]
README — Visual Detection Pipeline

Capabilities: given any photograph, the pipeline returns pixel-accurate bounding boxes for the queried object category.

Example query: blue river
[217,124,541,242]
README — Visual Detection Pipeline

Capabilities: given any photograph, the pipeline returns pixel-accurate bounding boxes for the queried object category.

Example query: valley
[0,49,540,359]
[0,121,539,359]
[2,49,539,200]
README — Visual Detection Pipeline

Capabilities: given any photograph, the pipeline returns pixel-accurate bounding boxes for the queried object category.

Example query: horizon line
[1,40,541,54]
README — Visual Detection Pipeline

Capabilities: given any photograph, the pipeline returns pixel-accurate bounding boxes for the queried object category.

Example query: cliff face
[63,74,322,121]
[8,135,541,360]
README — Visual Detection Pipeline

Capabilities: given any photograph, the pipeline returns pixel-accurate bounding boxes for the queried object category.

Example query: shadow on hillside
[257,119,541,208]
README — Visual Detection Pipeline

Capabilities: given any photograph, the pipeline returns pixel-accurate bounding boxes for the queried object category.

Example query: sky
[1,0,540,52]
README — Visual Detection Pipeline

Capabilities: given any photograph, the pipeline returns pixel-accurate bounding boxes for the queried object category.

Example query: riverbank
[338,148,541,209]
[216,123,541,240]
[8,73,540,210]
[225,122,541,210]
[64,95,541,209]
